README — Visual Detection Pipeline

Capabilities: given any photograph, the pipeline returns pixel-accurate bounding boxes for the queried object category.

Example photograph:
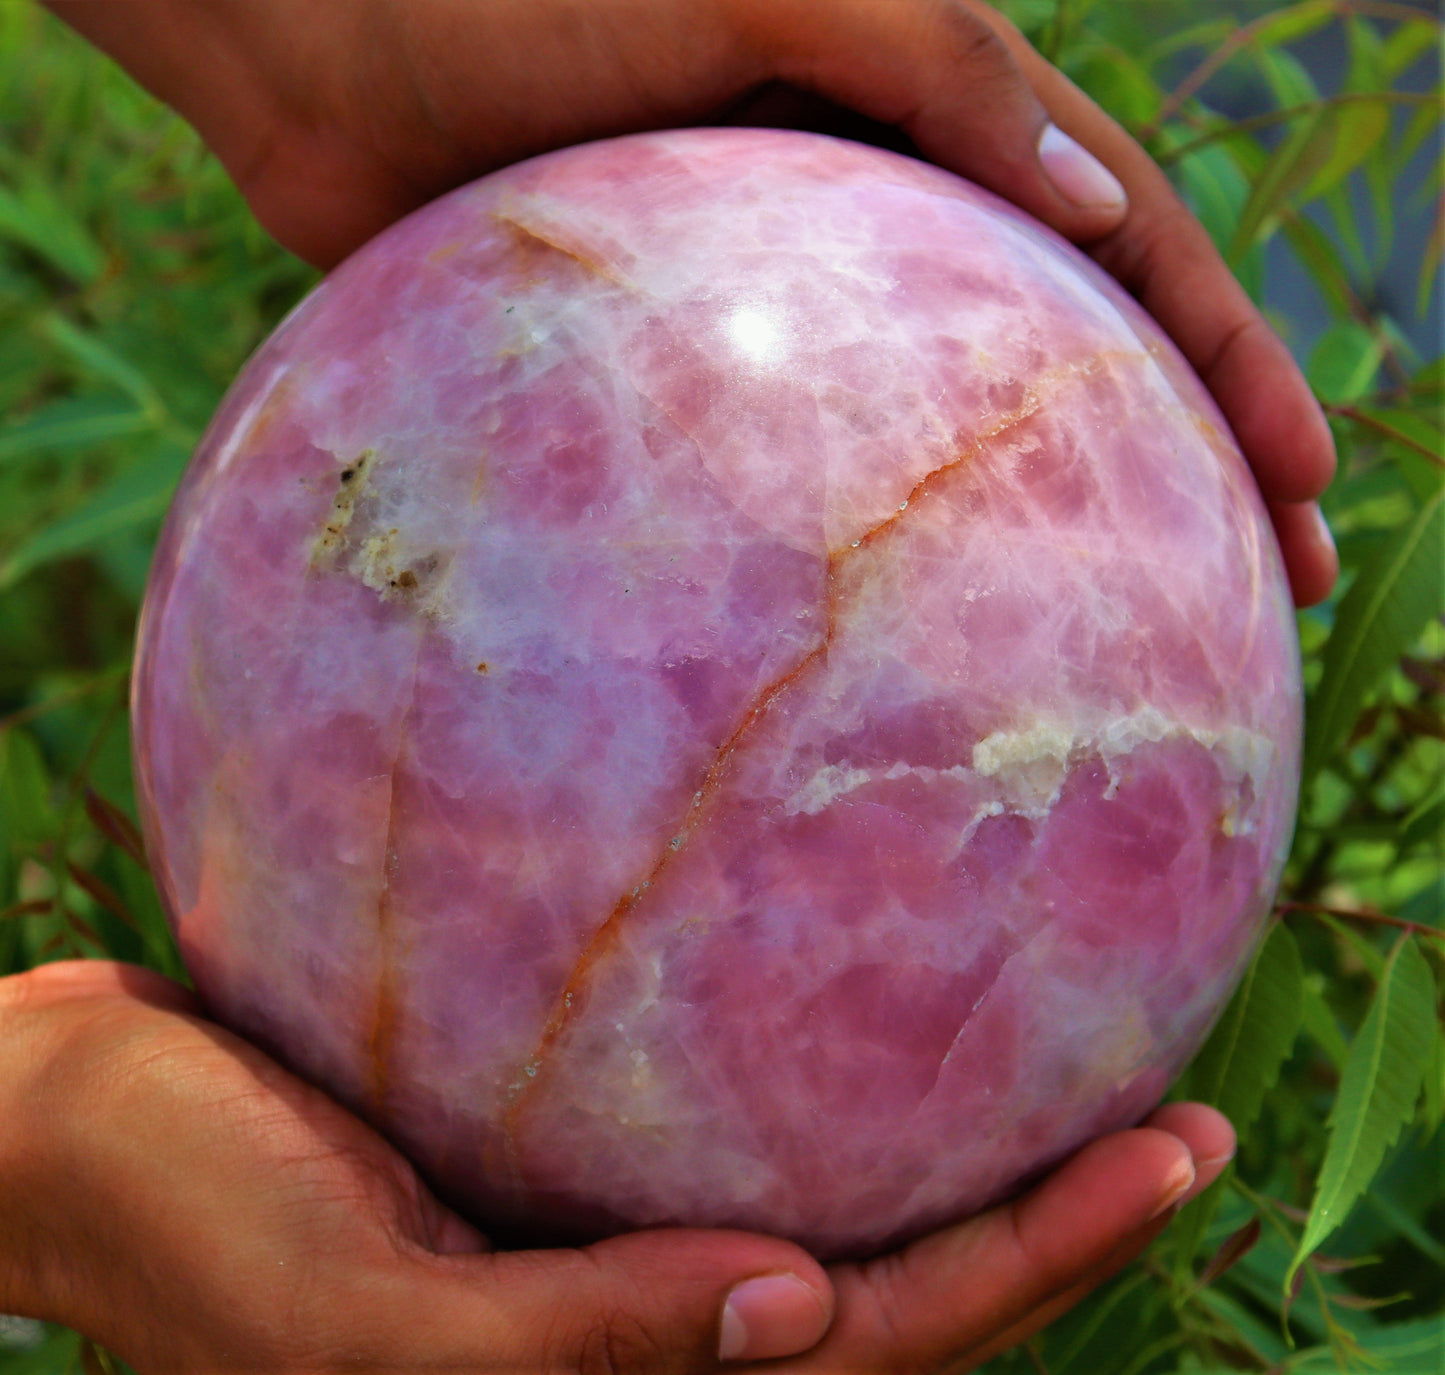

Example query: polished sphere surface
[133,128,1301,1259]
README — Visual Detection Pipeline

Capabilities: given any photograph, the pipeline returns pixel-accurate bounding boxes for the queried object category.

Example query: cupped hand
[46,0,1337,604]
[1,959,1233,1373]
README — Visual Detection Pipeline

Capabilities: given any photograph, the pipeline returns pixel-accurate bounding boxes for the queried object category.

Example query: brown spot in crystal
[476,662,489,674]
[492,212,633,289]
[312,465,453,615]
[243,371,297,451]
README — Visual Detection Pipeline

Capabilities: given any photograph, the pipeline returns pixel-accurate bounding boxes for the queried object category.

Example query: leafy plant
[0,1,1440,1372]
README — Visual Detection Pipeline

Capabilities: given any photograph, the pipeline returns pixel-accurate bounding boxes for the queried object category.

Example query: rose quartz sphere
[133,129,1300,1259]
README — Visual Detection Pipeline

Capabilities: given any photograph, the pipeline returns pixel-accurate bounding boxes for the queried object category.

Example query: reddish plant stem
[1277,899,1445,942]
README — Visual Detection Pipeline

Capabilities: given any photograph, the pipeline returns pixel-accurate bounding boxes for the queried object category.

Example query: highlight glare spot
[727,307,784,364]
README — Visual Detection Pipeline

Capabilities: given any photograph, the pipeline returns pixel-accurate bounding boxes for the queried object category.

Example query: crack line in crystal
[913,928,1049,1120]
[491,211,636,290]
[364,640,425,1117]
[499,348,1139,1159]
[498,632,831,1161]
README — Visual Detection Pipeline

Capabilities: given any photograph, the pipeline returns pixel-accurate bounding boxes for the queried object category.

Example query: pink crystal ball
[133,128,1301,1259]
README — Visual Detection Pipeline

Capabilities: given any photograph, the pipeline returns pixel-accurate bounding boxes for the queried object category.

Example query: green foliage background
[0,1,1440,1370]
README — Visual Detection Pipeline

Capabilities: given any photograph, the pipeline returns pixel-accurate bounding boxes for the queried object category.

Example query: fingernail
[1149,1156,1198,1220]
[1309,502,1336,558]
[1181,1147,1236,1205]
[718,1273,829,1362]
[1195,1148,1238,1174]
[1038,123,1127,210]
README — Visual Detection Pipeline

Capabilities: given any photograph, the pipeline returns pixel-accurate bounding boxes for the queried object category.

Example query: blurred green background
[0,1,1441,1371]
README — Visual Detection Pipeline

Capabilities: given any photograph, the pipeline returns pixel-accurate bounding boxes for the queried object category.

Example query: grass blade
[0,395,156,466]
[0,442,185,591]
[0,176,104,284]
[35,311,165,414]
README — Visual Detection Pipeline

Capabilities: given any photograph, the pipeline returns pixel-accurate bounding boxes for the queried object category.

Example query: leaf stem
[1142,1,1438,144]
[0,665,131,733]
[1156,92,1434,166]
[1323,405,1445,467]
[1278,900,1445,942]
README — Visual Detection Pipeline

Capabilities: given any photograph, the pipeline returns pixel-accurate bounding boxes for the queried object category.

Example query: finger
[730,0,1127,237]
[979,13,1337,497]
[957,1215,1171,1371]
[960,1103,1237,1368]
[1,958,200,1017]
[965,12,1337,567]
[378,1229,833,1371]
[1141,1101,1237,1188]
[800,1127,1196,1372]
[1271,500,1339,608]
[732,0,1335,602]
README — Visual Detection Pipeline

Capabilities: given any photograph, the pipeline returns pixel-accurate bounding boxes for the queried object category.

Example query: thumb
[731,0,1127,236]
[397,1228,834,1371]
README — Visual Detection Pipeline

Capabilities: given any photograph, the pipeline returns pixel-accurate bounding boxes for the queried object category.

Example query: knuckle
[570,1305,675,1375]
[926,1,1021,85]
[1093,193,1199,300]
[856,1253,931,1372]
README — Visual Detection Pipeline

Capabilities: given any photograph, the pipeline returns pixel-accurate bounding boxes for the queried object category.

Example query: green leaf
[1400,783,1445,856]
[1343,14,1384,95]
[0,176,104,284]
[1142,17,1235,66]
[0,726,55,852]
[1365,1186,1445,1270]
[1421,195,1442,321]
[1300,99,1390,204]
[1379,15,1442,84]
[1282,211,1361,318]
[1304,490,1445,781]
[1285,936,1436,1291]
[1424,1022,1444,1136]
[1072,48,1162,131]
[1230,96,1392,261]
[1342,405,1443,466]
[1365,1313,1445,1373]
[0,441,186,590]
[1250,0,1334,53]
[35,311,166,414]
[1230,110,1336,259]
[0,726,54,917]
[1177,142,1265,298]
[1308,322,1385,405]
[1191,1286,1290,1366]
[1318,913,1388,980]
[1252,45,1319,109]
[1188,923,1305,1132]
[1172,924,1304,1277]
[1300,972,1349,1070]
[0,394,157,466]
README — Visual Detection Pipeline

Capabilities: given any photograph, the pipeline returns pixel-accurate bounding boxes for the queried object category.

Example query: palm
[7,960,1233,1373]
[17,965,485,1368]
